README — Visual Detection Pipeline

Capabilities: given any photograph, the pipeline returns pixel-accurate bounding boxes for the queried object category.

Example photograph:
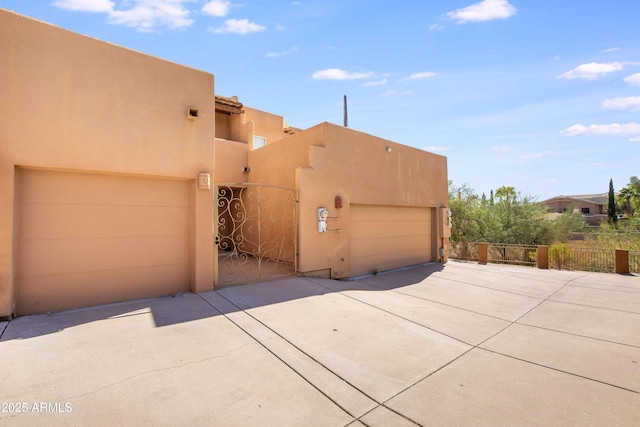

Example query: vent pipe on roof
[343,95,348,128]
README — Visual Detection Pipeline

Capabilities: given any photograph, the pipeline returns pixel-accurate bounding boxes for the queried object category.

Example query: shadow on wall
[0,262,444,342]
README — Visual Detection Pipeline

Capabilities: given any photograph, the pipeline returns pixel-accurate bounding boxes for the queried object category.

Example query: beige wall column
[0,165,15,317]
[478,243,488,264]
[437,207,451,262]
[537,245,549,269]
[192,181,214,293]
[615,249,629,274]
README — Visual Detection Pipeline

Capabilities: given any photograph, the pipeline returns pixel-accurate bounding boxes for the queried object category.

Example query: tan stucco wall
[546,199,601,214]
[248,122,449,278]
[244,107,287,148]
[0,9,215,316]
[215,113,233,140]
[214,138,249,184]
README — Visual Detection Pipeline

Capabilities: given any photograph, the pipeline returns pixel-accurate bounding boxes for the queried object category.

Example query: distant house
[543,194,607,226]
[0,9,450,317]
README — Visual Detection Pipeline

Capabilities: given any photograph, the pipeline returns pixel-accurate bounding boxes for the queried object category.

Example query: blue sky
[3,0,640,200]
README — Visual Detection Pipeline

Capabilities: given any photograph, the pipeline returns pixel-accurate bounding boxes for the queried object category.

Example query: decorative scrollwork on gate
[215,184,297,286]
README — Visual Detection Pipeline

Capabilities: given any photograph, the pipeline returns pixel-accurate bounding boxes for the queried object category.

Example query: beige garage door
[16,169,191,315]
[349,205,432,277]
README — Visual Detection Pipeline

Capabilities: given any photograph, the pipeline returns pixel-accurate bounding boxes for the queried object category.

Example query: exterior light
[198,172,210,190]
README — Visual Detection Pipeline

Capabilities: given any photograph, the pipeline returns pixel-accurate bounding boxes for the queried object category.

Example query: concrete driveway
[1,261,639,426]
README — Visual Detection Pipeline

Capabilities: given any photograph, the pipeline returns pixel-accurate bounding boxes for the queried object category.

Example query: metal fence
[487,244,538,266]
[449,242,637,274]
[631,251,640,274]
[449,242,479,261]
[548,246,615,273]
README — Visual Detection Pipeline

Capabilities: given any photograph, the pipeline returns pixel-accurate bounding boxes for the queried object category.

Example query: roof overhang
[215,95,244,115]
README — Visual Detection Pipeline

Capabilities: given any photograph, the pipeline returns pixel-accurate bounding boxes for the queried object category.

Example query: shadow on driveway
[1,262,444,341]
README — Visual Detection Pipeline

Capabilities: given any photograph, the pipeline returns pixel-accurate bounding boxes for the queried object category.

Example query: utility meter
[317,208,329,233]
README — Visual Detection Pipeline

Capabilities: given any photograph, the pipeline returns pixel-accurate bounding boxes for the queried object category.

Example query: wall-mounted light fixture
[198,172,211,190]
[187,107,199,120]
[243,166,250,174]
[386,146,392,152]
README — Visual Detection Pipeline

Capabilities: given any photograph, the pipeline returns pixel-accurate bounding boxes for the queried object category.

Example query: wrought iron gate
[214,183,298,287]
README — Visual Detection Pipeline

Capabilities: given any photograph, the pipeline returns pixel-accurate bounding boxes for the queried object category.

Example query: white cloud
[211,19,266,34]
[601,47,619,53]
[563,123,640,141]
[53,0,114,12]
[557,62,626,80]
[429,24,444,31]
[202,0,230,17]
[630,136,640,142]
[361,79,387,87]
[54,0,195,31]
[109,2,194,31]
[518,153,543,159]
[266,46,298,58]
[408,71,437,80]
[602,97,640,111]
[624,73,640,86]
[312,69,374,80]
[446,0,516,24]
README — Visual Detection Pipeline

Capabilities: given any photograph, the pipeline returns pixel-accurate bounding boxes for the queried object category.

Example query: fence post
[478,243,488,264]
[615,249,629,274]
[537,245,548,269]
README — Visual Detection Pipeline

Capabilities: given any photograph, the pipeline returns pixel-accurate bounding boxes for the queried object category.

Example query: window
[581,207,590,214]
[253,135,266,150]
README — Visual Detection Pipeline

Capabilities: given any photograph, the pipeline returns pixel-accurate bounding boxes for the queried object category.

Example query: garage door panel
[19,204,189,240]
[16,264,190,315]
[349,204,432,277]
[17,235,189,278]
[350,247,429,264]
[350,221,430,239]
[19,169,189,207]
[354,250,430,272]
[349,235,430,255]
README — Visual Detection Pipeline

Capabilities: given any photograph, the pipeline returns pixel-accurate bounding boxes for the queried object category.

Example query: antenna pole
[343,95,348,128]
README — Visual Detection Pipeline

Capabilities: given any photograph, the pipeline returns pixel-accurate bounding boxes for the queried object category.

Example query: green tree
[592,216,640,251]
[448,182,483,243]
[618,186,634,215]
[607,178,617,224]
[486,187,553,245]
[448,182,582,245]
[616,176,640,216]
[551,208,586,243]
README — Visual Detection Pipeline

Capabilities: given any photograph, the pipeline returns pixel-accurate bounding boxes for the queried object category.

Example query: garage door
[16,169,191,315]
[349,205,432,277]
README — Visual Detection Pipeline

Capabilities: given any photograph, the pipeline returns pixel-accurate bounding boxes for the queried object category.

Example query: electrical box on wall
[318,208,328,233]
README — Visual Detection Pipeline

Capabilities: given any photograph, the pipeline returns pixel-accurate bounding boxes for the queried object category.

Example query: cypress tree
[608,178,617,224]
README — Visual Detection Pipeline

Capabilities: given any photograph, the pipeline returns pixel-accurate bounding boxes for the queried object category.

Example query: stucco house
[0,9,449,317]
[543,194,607,226]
